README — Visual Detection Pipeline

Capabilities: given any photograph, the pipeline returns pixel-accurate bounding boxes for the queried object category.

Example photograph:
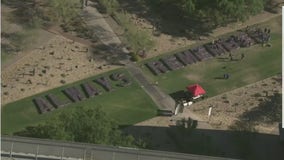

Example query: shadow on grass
[214,76,226,80]
[169,90,189,102]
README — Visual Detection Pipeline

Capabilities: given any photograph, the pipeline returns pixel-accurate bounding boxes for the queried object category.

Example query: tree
[15,106,140,147]
[151,0,266,27]
[46,0,80,23]
[98,0,120,15]
[2,0,82,28]
[115,12,155,54]
[182,0,196,14]
[246,0,267,15]
[238,93,282,124]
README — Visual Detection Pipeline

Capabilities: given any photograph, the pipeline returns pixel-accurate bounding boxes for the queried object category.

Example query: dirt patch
[1,35,118,105]
[186,75,282,134]
[185,74,202,82]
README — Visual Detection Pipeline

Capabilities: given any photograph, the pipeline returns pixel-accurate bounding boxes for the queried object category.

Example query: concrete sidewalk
[82,1,122,46]
[126,62,176,112]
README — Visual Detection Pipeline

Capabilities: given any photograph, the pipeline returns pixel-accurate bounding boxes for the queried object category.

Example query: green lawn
[1,69,158,135]
[141,17,282,98]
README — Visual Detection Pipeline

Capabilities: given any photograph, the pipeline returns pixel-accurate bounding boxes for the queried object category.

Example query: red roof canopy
[186,84,206,97]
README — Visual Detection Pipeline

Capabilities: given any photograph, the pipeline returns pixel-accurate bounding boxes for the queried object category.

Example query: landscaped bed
[1,69,158,135]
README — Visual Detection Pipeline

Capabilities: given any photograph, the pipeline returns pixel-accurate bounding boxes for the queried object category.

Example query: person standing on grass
[226,73,230,79]
[223,73,230,79]
[241,53,245,60]
[229,53,233,61]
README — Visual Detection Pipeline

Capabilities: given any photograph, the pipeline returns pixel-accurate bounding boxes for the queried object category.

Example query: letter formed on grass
[63,87,86,102]
[33,97,55,114]
[190,46,212,61]
[146,61,169,75]
[175,50,198,65]
[221,36,240,52]
[119,77,132,87]
[82,82,101,98]
[110,73,124,81]
[95,76,113,91]
[46,94,66,108]
[204,43,226,56]
[110,73,132,87]
[161,55,184,70]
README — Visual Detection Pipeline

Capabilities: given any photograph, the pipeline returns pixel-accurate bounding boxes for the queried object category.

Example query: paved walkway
[82,1,122,46]
[126,62,176,112]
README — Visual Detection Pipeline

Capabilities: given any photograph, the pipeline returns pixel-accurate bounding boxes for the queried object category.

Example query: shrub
[253,93,262,97]
[98,0,120,15]
[254,93,261,97]
[60,79,66,84]
[115,12,155,53]
[130,52,139,62]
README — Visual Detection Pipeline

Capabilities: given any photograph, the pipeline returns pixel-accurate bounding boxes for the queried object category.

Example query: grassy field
[140,17,282,98]
[1,69,158,135]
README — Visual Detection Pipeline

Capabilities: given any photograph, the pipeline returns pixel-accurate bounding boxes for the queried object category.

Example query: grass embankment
[140,17,282,97]
[1,69,158,135]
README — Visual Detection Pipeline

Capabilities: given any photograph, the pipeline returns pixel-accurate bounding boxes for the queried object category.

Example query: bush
[98,0,120,15]
[115,12,155,53]
[60,80,66,84]
[46,0,80,24]
[130,52,139,62]
[253,93,262,97]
